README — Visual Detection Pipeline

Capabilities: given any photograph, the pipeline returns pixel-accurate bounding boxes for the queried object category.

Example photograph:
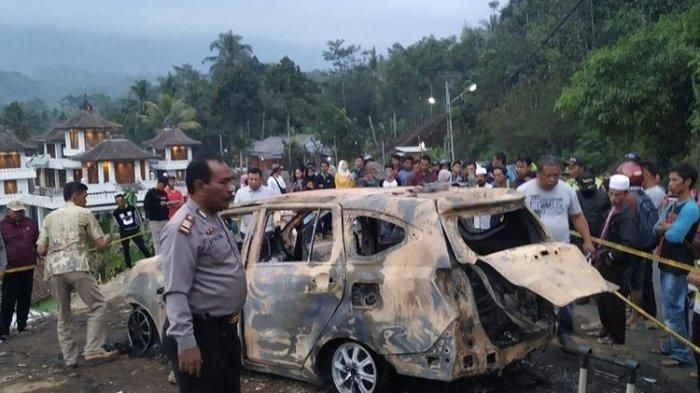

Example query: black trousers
[597,262,628,344]
[163,316,241,393]
[0,269,34,336]
[641,261,657,317]
[120,232,151,268]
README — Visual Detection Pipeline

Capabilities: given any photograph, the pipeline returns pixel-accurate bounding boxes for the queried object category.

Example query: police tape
[570,230,695,273]
[613,291,700,355]
[569,230,700,354]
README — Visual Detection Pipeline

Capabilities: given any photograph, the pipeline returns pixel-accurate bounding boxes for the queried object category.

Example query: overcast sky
[0,0,498,72]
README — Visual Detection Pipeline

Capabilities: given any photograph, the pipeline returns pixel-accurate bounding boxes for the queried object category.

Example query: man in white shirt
[266,165,287,195]
[641,161,666,211]
[517,155,595,348]
[382,166,399,188]
[234,168,276,234]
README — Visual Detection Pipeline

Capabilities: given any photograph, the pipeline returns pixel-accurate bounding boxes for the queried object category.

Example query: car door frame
[240,201,347,373]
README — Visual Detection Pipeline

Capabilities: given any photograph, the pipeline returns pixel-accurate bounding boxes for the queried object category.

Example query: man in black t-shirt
[113,194,151,268]
[144,175,170,254]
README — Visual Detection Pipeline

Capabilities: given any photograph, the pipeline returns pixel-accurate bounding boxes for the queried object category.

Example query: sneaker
[0,335,8,343]
[167,370,178,385]
[580,321,602,331]
[84,348,119,362]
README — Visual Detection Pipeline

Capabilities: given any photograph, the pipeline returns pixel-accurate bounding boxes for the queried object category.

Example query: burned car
[123,187,611,392]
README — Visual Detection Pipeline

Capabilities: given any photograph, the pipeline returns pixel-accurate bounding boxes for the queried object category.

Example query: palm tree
[204,31,253,78]
[129,79,151,114]
[141,94,201,131]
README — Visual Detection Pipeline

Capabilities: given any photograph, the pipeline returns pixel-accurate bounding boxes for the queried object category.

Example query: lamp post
[446,81,477,163]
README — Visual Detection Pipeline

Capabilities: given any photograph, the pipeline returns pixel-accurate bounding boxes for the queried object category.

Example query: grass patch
[33,297,57,313]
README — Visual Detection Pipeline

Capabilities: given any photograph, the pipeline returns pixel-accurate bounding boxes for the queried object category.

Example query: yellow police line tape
[612,291,700,355]
[569,230,700,354]
[4,230,151,275]
[570,230,695,273]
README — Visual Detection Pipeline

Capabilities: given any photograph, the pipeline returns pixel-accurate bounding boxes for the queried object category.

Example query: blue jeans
[557,304,574,337]
[659,271,692,364]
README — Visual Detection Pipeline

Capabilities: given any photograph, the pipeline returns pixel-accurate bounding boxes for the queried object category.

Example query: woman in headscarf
[335,160,355,188]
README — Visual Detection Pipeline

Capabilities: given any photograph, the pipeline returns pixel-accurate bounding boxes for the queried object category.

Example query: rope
[87,230,150,253]
[570,230,695,272]
[570,230,700,354]
[613,291,700,355]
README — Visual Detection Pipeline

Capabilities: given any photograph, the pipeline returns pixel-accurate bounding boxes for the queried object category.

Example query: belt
[192,312,240,326]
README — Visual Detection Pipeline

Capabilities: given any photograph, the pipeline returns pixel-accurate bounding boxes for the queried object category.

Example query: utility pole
[446,80,455,163]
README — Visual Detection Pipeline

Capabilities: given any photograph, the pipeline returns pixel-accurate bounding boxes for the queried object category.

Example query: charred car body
[123,187,611,392]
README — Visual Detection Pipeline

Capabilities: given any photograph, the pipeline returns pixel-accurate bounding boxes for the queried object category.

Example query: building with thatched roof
[143,127,200,178]
[21,100,188,224]
[0,127,37,206]
[246,134,331,170]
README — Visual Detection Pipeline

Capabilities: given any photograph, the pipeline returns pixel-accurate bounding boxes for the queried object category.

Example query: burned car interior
[456,207,547,255]
[259,209,334,263]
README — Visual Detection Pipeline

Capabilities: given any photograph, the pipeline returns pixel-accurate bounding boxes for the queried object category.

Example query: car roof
[232,186,525,214]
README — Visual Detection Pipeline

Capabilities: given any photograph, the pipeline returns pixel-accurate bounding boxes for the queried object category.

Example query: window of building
[156,149,166,160]
[102,162,110,182]
[139,161,146,180]
[115,161,135,184]
[69,130,79,150]
[84,130,104,148]
[0,152,21,169]
[47,144,56,158]
[3,180,17,194]
[58,170,66,187]
[86,163,98,184]
[170,146,188,160]
[46,169,56,188]
[258,209,334,263]
[350,215,406,257]
[73,169,83,183]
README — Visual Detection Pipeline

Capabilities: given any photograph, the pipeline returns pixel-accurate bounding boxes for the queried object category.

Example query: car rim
[331,342,378,393]
[127,307,153,353]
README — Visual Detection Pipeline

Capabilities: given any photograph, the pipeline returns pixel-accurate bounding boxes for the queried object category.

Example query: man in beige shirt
[37,182,117,367]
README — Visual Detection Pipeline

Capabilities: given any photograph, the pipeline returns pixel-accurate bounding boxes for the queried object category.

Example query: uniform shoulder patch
[178,215,195,235]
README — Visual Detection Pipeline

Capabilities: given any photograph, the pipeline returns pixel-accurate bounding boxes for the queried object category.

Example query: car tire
[329,341,391,393]
[127,306,157,355]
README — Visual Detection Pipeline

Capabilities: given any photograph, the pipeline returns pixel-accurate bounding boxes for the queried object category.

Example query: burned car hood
[476,243,614,307]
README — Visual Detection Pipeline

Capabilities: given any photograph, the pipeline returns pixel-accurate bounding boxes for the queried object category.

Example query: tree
[142,94,201,133]
[205,31,254,80]
[556,9,696,169]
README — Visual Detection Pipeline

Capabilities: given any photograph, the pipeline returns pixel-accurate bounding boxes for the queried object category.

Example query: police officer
[161,158,246,393]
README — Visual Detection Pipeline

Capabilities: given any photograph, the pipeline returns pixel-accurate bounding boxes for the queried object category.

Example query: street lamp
[446,81,477,162]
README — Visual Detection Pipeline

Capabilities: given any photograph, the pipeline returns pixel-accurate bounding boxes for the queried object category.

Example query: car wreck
[123,186,612,393]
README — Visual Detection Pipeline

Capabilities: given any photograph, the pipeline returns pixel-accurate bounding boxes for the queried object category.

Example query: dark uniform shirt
[161,199,247,351]
[314,173,335,190]
[144,188,168,221]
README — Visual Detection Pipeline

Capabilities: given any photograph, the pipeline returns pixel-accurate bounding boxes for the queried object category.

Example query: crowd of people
[235,151,700,376]
[0,150,699,392]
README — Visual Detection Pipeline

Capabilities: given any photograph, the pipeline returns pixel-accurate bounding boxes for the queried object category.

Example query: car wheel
[330,342,387,393]
[127,306,157,355]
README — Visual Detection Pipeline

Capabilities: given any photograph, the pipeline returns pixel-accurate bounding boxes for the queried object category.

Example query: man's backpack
[630,189,659,250]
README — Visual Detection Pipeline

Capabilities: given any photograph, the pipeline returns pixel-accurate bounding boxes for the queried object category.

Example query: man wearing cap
[267,165,287,195]
[566,156,587,190]
[594,174,640,345]
[474,167,492,189]
[576,173,610,240]
[0,200,37,341]
[144,175,170,254]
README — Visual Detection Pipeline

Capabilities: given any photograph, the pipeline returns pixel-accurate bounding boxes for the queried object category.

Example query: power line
[497,0,588,86]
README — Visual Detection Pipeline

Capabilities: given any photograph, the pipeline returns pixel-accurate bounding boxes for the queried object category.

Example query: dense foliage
[1,1,698,174]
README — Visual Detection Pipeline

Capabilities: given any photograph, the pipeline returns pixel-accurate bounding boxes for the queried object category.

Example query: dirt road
[0,296,693,392]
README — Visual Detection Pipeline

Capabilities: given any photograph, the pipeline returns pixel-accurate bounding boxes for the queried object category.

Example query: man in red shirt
[0,200,39,341]
[165,175,185,219]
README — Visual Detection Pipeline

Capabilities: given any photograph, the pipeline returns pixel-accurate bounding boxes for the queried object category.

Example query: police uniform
[161,199,246,393]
